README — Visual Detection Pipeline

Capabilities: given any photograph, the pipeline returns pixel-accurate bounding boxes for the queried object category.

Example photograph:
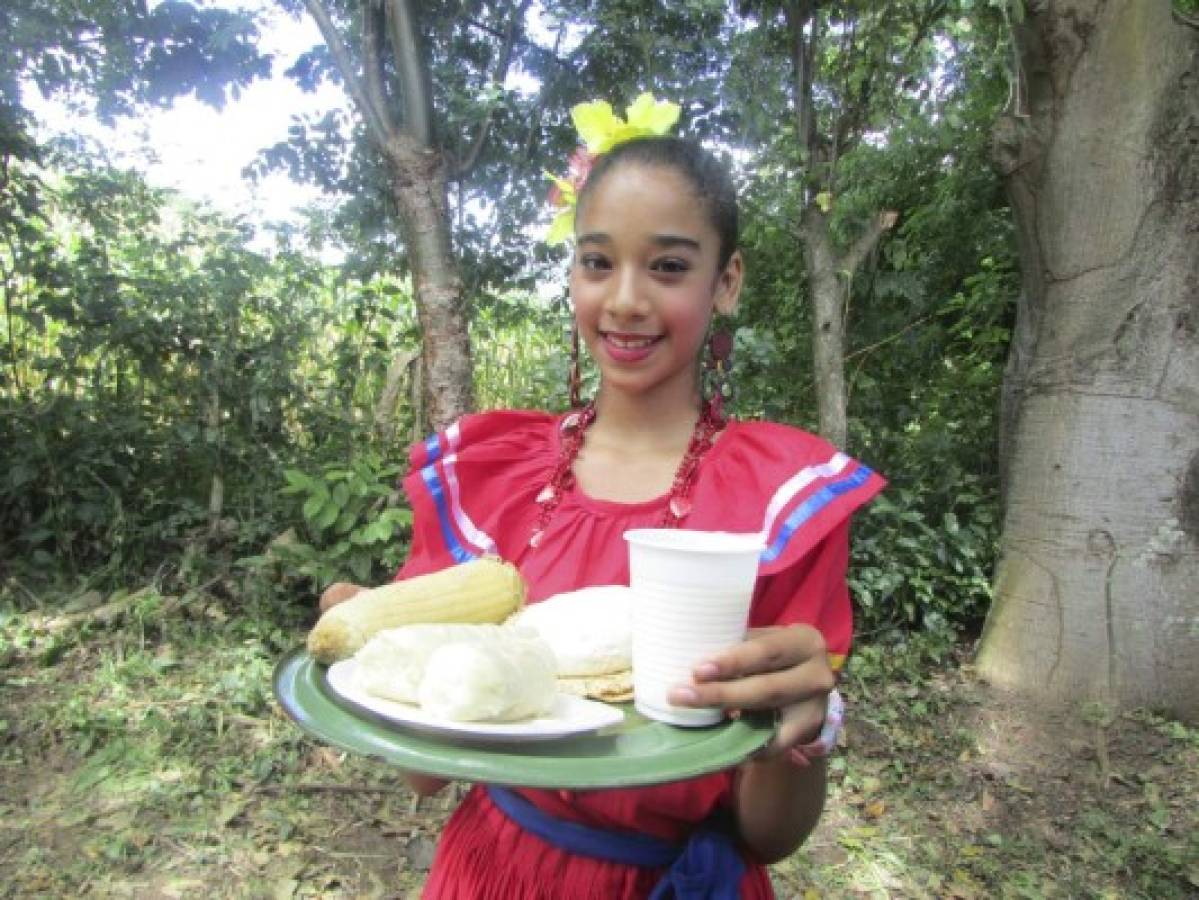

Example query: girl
[323,134,884,898]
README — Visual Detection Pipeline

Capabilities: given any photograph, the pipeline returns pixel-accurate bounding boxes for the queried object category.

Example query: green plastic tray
[273,647,774,789]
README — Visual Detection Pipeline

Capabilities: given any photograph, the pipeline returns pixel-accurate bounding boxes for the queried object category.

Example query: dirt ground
[1,625,1196,899]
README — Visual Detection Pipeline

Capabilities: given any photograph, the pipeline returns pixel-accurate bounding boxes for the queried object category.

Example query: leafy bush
[472,295,576,413]
[850,488,996,635]
[0,151,419,596]
[244,455,412,591]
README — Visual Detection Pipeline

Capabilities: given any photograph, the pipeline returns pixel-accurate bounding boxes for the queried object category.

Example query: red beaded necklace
[528,400,727,549]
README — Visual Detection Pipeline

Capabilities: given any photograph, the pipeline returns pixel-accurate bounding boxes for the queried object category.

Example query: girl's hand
[318,581,366,613]
[405,772,451,796]
[666,625,835,757]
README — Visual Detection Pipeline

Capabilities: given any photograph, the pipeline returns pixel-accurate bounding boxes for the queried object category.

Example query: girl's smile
[600,330,663,363]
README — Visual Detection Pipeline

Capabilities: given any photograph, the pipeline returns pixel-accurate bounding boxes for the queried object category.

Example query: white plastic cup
[624,529,764,727]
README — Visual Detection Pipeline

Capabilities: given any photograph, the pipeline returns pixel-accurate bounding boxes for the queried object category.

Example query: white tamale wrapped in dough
[418,629,557,722]
[353,623,514,705]
[509,585,635,676]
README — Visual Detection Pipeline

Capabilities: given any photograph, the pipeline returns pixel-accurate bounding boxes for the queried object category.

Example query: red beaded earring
[568,320,584,409]
[704,327,734,423]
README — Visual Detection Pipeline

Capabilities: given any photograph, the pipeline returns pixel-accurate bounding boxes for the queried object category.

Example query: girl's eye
[651,258,691,275]
[577,254,611,271]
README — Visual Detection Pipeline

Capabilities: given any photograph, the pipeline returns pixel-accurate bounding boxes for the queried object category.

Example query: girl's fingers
[691,625,828,683]
[758,696,827,757]
[670,654,834,712]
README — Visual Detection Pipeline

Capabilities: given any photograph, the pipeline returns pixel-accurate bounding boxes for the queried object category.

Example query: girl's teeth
[610,336,655,348]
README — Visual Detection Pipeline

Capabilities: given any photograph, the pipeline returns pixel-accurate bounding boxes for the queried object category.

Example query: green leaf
[282,469,314,491]
[301,494,324,522]
[332,482,350,509]
[314,501,339,532]
[349,555,372,583]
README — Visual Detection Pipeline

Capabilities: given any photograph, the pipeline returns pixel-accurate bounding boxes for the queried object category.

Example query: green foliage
[851,492,996,632]
[245,456,413,590]
[731,3,1014,635]
[1,0,268,120]
[472,295,575,412]
[0,145,422,595]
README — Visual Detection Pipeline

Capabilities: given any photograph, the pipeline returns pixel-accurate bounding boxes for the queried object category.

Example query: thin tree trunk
[801,208,848,447]
[207,381,224,539]
[304,0,477,431]
[788,2,896,448]
[383,143,473,431]
[801,206,896,448]
[977,1,1199,720]
[374,346,420,442]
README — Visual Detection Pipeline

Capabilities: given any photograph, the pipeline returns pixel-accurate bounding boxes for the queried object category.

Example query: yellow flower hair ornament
[545,93,682,245]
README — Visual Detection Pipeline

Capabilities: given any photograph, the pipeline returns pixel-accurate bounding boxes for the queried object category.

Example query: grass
[1,575,1197,899]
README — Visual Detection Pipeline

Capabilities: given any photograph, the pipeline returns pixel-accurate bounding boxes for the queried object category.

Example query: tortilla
[557,668,633,704]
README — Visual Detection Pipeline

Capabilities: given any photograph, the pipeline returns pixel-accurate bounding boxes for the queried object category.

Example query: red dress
[397,410,885,899]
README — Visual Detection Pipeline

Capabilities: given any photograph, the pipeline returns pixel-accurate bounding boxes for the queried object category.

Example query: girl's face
[570,163,742,407]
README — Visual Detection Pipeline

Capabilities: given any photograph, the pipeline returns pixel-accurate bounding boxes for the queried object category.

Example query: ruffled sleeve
[695,422,885,575]
[750,521,854,666]
[693,422,885,666]
[396,410,557,580]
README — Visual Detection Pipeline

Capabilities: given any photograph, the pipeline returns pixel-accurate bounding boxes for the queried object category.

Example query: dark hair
[575,136,739,269]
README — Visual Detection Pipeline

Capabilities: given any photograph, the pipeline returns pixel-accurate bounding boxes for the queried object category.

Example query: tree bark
[374,346,420,437]
[801,207,848,447]
[787,1,896,448]
[383,138,473,432]
[978,1,1199,720]
[306,0,476,430]
[206,380,225,539]
[801,206,896,448]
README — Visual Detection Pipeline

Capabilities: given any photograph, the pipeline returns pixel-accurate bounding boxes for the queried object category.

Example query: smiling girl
[323,131,884,898]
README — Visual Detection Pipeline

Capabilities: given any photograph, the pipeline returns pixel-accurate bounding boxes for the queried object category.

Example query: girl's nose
[605,268,644,317]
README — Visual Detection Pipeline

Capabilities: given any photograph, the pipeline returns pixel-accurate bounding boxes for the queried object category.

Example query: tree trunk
[383,143,473,433]
[802,207,849,448]
[374,346,420,438]
[302,0,477,433]
[977,1,1199,720]
[206,380,225,540]
[801,206,895,448]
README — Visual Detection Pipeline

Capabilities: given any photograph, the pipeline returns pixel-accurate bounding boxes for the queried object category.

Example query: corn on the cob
[307,557,526,663]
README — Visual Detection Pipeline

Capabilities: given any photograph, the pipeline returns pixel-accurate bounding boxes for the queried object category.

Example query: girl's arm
[318,581,365,613]
[668,624,835,862]
[405,773,452,795]
[735,750,827,862]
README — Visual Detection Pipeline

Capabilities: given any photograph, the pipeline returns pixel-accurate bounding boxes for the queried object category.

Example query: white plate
[325,658,625,743]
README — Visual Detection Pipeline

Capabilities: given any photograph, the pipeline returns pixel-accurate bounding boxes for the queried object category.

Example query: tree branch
[785,0,820,168]
[463,12,574,72]
[832,17,870,156]
[454,0,533,179]
[302,0,391,146]
[840,210,898,275]
[362,0,398,137]
[522,22,568,161]
[1173,6,1199,30]
[833,2,946,158]
[384,0,434,147]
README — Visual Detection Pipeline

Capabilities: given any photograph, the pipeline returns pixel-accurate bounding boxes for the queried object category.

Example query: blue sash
[485,785,745,899]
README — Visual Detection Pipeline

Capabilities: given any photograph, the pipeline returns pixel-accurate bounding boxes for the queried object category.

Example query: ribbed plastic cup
[624,529,764,727]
